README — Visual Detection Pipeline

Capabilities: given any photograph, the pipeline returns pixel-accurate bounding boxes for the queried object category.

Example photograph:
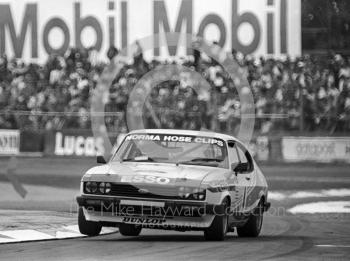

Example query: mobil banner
[0,0,301,62]
[282,137,350,163]
[44,130,106,157]
[0,129,20,155]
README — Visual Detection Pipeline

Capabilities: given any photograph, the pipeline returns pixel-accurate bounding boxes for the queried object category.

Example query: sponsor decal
[0,130,20,155]
[282,137,350,163]
[54,132,105,157]
[125,134,224,147]
[122,217,166,225]
[0,0,301,62]
[121,175,171,185]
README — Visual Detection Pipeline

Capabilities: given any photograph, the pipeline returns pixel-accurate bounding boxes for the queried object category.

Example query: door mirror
[97,155,107,164]
[232,162,249,173]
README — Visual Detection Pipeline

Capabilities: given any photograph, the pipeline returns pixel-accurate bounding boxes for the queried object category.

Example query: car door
[227,142,246,212]
[235,143,254,213]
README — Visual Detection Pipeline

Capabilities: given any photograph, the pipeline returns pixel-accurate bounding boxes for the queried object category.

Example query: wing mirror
[232,162,249,174]
[97,155,107,164]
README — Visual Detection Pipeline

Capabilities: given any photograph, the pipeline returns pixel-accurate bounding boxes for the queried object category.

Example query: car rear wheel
[119,224,142,236]
[204,199,229,241]
[78,207,102,236]
[237,200,264,237]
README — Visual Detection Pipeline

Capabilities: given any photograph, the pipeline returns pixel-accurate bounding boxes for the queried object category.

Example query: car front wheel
[78,207,102,236]
[237,200,264,237]
[204,199,229,241]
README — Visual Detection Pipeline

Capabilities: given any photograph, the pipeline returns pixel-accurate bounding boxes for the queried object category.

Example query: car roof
[127,129,239,142]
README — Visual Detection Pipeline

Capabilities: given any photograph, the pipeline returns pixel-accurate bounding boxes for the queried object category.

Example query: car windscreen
[113,134,229,169]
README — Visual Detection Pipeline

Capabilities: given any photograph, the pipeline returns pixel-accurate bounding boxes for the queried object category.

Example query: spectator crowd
[0,44,350,134]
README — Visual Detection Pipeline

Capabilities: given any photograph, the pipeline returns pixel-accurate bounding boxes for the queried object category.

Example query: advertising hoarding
[0,129,20,155]
[0,0,301,62]
[282,137,350,163]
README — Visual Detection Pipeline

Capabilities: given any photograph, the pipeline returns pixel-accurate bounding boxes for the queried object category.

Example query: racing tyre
[78,207,102,236]
[204,199,229,241]
[237,200,264,237]
[119,224,142,236]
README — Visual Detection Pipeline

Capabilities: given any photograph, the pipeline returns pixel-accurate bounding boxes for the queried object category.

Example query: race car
[76,129,270,241]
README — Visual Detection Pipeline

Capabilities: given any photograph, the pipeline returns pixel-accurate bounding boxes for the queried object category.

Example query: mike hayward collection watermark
[82,200,279,227]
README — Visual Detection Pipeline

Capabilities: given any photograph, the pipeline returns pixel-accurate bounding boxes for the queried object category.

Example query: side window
[237,147,248,164]
[228,145,240,165]
[236,144,254,172]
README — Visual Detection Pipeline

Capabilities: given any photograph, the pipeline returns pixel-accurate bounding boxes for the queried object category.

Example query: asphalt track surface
[0,157,350,260]
[0,212,349,260]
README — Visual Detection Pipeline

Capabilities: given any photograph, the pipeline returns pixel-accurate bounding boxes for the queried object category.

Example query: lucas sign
[0,0,301,62]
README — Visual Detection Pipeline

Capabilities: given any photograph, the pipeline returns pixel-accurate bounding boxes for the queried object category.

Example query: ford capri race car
[77,129,270,241]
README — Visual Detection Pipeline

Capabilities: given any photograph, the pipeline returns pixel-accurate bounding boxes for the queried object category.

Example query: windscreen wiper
[176,158,222,166]
[188,158,223,162]
[122,156,155,162]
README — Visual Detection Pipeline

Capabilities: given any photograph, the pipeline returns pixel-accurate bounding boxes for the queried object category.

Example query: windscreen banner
[0,0,301,62]
[0,129,20,155]
[282,137,350,163]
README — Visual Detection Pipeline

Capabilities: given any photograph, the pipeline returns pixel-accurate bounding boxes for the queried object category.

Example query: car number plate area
[120,200,165,207]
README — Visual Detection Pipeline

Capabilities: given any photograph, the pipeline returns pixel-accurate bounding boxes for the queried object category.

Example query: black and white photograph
[0,0,349,260]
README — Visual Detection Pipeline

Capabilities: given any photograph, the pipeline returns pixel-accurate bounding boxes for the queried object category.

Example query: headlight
[192,189,205,200]
[90,182,98,193]
[84,181,98,194]
[192,188,206,200]
[98,182,112,194]
[85,182,92,193]
[178,186,191,198]
[105,183,111,194]
[99,182,106,193]
[178,187,206,200]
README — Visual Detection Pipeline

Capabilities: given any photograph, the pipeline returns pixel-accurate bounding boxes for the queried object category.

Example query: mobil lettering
[0,0,300,62]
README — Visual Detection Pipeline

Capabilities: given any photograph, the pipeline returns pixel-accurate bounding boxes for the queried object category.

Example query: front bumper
[76,195,225,217]
[77,195,225,228]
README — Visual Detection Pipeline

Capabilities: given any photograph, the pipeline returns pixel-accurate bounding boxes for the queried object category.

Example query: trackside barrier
[19,130,44,153]
[2,128,350,163]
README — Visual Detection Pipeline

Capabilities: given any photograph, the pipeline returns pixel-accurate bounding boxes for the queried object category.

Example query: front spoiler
[76,195,225,216]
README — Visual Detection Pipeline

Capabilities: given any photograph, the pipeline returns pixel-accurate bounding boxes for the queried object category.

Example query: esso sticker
[121,175,170,185]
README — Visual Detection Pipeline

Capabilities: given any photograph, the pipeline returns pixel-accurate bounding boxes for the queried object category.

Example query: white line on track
[0,226,117,244]
[316,245,350,248]
[0,230,54,241]
[269,189,350,201]
[288,201,350,214]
